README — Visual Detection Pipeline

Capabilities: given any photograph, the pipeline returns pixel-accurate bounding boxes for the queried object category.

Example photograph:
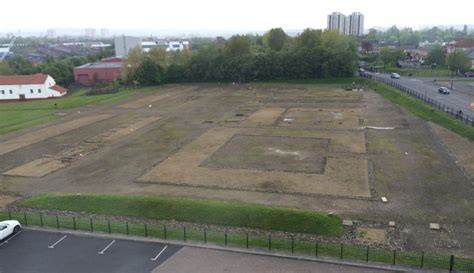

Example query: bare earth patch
[356,227,386,243]
[278,108,362,130]
[139,127,370,198]
[243,108,286,126]
[3,116,160,177]
[0,195,20,208]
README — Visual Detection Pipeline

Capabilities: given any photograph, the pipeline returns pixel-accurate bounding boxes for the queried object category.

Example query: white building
[346,12,364,36]
[0,73,67,101]
[327,12,346,35]
[327,12,364,37]
[114,36,142,57]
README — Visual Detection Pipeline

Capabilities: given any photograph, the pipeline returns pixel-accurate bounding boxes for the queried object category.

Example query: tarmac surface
[0,229,181,273]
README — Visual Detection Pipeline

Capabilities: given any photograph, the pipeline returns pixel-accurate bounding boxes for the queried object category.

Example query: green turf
[0,88,134,135]
[365,80,474,141]
[18,193,342,236]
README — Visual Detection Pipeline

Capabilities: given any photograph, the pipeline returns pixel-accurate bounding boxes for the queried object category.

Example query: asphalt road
[366,72,474,120]
[0,229,181,273]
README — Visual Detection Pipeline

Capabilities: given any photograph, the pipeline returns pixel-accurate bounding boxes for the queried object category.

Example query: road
[0,229,415,273]
[365,72,474,120]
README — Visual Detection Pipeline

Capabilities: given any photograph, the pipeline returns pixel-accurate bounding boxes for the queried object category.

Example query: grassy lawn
[18,193,342,236]
[365,80,474,141]
[0,88,135,135]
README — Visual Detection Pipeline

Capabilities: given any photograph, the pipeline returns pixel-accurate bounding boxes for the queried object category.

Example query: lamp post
[450,43,456,90]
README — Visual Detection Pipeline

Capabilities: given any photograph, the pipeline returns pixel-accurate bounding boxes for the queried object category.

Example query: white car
[0,220,22,240]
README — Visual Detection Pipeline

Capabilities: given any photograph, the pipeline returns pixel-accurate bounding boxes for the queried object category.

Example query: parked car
[0,220,21,240]
[438,87,450,95]
[464,71,474,77]
[390,73,401,79]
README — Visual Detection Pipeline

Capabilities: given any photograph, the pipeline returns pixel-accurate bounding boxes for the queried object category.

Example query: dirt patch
[356,227,386,243]
[0,114,114,156]
[243,108,286,126]
[139,127,371,198]
[428,122,474,181]
[3,158,67,178]
[278,108,362,130]
[202,135,329,174]
[0,195,21,208]
[3,116,160,177]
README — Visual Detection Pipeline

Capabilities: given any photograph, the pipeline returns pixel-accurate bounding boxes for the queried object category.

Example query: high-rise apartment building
[327,12,364,36]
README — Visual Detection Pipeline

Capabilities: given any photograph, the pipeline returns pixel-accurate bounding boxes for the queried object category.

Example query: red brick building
[73,58,124,86]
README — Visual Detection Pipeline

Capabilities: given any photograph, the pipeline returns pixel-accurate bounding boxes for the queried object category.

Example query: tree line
[124,28,358,86]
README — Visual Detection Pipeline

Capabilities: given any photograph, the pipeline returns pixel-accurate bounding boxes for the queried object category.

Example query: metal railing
[361,73,474,127]
[1,210,473,272]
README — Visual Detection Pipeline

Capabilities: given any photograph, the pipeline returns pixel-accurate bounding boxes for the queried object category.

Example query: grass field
[0,89,133,135]
[18,193,342,236]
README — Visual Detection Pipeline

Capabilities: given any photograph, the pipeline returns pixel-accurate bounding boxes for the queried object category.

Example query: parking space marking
[151,245,168,261]
[0,230,22,247]
[98,239,116,255]
[48,235,68,249]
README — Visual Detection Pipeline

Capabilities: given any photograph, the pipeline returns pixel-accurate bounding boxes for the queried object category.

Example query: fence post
[40,214,43,227]
[268,234,271,251]
[449,255,455,273]
[73,217,76,230]
[204,229,207,244]
[144,224,148,237]
[291,237,294,254]
[420,252,424,268]
[393,250,397,265]
[183,227,186,242]
[246,233,249,249]
[224,231,227,246]
[340,243,344,259]
[24,212,27,226]
[126,222,129,236]
[366,246,370,262]
[164,226,167,240]
[8,211,11,220]
[315,241,319,256]
[56,215,59,229]
[90,218,93,232]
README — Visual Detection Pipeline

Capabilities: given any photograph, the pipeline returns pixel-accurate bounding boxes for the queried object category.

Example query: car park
[0,220,21,240]
[438,87,450,94]
[390,73,400,79]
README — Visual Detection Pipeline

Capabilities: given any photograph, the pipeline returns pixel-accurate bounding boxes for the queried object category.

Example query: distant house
[73,57,124,86]
[467,48,474,69]
[0,73,67,102]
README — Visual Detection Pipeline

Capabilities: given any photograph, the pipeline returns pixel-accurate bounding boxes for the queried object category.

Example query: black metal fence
[361,73,474,127]
[1,210,473,272]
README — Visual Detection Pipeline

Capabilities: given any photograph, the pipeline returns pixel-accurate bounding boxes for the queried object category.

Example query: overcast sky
[2,0,473,33]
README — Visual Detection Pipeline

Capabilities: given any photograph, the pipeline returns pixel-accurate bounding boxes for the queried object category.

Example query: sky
[2,0,473,34]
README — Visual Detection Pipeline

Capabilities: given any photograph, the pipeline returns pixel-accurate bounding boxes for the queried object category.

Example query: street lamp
[450,43,456,90]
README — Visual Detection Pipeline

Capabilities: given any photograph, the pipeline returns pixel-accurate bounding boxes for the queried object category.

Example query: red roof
[0,73,49,85]
[49,84,67,94]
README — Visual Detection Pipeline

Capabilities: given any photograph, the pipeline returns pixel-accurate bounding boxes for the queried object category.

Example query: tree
[7,56,37,74]
[224,35,252,57]
[263,28,288,51]
[0,61,14,75]
[149,48,169,67]
[447,49,472,73]
[122,47,145,84]
[296,28,322,49]
[425,45,446,67]
[132,58,162,86]
[378,48,404,67]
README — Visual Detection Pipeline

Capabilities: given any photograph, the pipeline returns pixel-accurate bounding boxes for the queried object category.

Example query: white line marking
[151,245,168,261]
[48,235,67,249]
[0,230,22,247]
[98,240,116,255]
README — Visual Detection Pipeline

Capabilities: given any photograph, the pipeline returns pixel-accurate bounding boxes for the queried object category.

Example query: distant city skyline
[1,0,473,37]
